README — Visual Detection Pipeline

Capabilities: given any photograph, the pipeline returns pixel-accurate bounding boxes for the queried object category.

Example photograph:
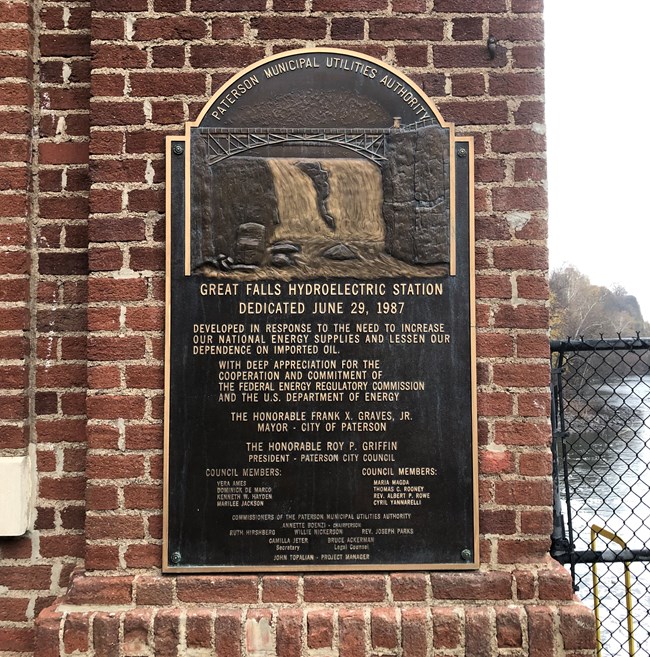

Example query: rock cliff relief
[190,123,450,279]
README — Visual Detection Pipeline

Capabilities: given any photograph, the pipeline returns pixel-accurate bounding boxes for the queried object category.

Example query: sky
[545,1,650,321]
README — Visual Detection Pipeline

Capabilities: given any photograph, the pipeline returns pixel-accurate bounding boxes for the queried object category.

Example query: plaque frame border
[163,48,478,573]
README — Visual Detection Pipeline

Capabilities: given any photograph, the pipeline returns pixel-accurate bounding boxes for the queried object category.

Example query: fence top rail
[550,336,650,353]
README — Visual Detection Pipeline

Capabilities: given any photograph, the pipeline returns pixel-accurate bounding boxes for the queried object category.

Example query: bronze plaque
[164,48,477,571]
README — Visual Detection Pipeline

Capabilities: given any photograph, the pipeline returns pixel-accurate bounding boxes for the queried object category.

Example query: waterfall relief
[195,156,448,279]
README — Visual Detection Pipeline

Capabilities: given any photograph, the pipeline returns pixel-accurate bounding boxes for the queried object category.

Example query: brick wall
[0,0,91,650]
[0,0,597,655]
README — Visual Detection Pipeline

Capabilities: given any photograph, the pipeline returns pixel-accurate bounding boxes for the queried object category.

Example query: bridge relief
[190,119,450,278]
[198,119,439,166]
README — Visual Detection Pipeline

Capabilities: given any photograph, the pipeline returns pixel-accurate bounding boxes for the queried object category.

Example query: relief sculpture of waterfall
[190,123,450,279]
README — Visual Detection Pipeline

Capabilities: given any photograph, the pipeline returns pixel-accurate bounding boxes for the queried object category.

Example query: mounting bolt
[172,144,184,155]
[457,148,467,158]
[170,551,182,564]
[460,548,472,562]
[487,35,497,60]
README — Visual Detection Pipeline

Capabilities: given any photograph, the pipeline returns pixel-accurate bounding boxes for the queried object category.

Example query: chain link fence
[551,337,650,657]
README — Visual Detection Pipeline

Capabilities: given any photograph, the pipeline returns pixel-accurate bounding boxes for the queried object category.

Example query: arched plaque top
[190,47,450,131]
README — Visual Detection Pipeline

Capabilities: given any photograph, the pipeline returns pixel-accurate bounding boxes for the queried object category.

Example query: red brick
[489,16,543,41]
[192,0,262,7]
[86,395,146,419]
[401,608,427,657]
[495,479,550,506]
[39,476,85,500]
[212,16,245,38]
[177,576,258,603]
[498,538,550,563]
[431,607,461,648]
[430,572,511,600]
[394,44,428,67]
[88,336,146,361]
[512,0,543,10]
[40,33,89,57]
[124,609,153,655]
[304,575,385,602]
[521,509,552,535]
[527,606,554,657]
[493,245,546,270]
[307,610,333,649]
[493,186,546,211]
[435,0,505,10]
[187,609,213,648]
[36,418,85,443]
[88,247,123,272]
[91,102,145,127]
[87,454,145,480]
[124,484,162,509]
[88,278,147,302]
[94,612,120,657]
[126,544,161,568]
[135,576,174,606]
[0,597,30,622]
[135,16,207,40]
[538,565,574,600]
[125,423,163,449]
[84,545,119,570]
[518,393,550,418]
[559,605,596,650]
[90,131,124,156]
[494,304,548,329]
[516,333,548,358]
[513,44,544,68]
[496,607,522,647]
[214,609,241,656]
[0,627,35,652]
[152,45,184,68]
[89,217,145,242]
[369,17,443,40]
[465,607,492,657]
[393,0,426,9]
[67,575,130,606]
[0,168,29,192]
[131,72,205,98]
[516,274,547,299]
[493,129,545,154]
[434,44,506,68]
[87,309,120,334]
[481,509,516,534]
[313,0,385,8]
[261,576,298,602]
[452,16,482,40]
[0,565,52,590]
[515,570,535,600]
[86,514,145,540]
[480,450,515,476]
[371,608,398,649]
[519,449,552,474]
[495,420,549,446]
[331,17,364,39]
[277,609,301,657]
[0,27,31,51]
[490,72,544,96]
[477,391,513,417]
[450,72,485,97]
[87,484,119,510]
[190,44,264,69]
[251,16,327,39]
[339,609,365,657]
[390,573,427,601]
[91,158,147,182]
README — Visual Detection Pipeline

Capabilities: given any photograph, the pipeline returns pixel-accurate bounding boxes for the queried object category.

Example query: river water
[561,375,650,656]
